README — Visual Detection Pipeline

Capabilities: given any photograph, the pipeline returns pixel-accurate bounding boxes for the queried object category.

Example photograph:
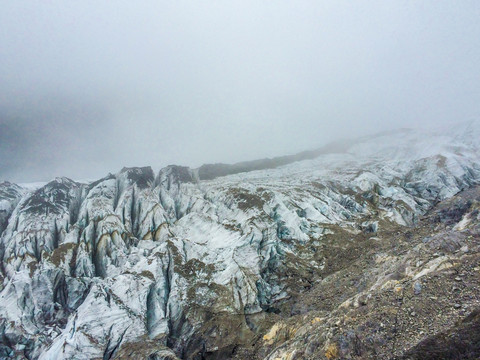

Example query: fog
[1,1,479,182]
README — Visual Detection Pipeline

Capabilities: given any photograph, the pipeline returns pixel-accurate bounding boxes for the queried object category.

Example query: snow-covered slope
[0,122,480,359]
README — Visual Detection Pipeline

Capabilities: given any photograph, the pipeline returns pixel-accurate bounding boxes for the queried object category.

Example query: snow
[17,182,46,190]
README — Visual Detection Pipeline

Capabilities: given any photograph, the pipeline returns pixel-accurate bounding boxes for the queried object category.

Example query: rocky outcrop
[240,184,480,360]
[401,309,480,360]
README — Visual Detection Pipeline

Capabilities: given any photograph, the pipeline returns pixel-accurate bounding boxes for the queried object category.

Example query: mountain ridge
[1,121,480,359]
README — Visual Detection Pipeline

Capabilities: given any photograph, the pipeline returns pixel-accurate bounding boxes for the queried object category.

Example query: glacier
[1,123,480,359]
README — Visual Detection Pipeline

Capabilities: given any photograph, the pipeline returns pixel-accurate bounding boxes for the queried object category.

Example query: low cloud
[1,1,479,182]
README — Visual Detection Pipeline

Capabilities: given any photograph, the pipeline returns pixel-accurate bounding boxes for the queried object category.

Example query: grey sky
[1,1,479,182]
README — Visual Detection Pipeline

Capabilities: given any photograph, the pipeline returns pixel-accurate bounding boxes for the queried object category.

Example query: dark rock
[402,309,480,360]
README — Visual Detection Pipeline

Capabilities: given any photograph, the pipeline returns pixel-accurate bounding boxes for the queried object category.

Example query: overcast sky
[1,1,479,182]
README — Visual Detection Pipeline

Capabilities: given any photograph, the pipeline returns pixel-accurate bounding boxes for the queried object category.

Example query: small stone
[454,303,461,309]
[413,281,422,295]
[455,277,462,281]
[410,311,416,316]
[358,295,368,306]
[394,285,403,297]
[460,245,469,253]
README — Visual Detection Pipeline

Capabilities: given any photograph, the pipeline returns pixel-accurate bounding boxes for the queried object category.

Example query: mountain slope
[0,122,480,359]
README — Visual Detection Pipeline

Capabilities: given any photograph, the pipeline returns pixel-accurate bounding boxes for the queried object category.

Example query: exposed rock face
[0,123,480,359]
